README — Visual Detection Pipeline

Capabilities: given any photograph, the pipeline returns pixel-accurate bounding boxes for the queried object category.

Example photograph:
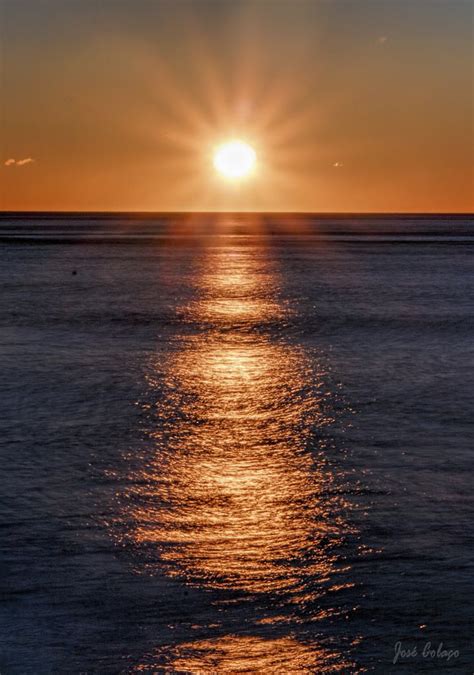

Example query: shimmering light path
[112,241,359,671]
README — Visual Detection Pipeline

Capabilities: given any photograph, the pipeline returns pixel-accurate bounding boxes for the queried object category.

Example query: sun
[213,140,256,180]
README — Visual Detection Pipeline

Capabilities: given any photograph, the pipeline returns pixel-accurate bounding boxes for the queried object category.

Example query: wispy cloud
[377,36,388,45]
[333,162,344,168]
[4,157,35,167]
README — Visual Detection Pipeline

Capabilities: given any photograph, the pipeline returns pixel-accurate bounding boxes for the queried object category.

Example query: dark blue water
[0,215,473,672]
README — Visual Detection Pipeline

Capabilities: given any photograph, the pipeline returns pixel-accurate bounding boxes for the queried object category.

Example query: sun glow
[213,140,256,180]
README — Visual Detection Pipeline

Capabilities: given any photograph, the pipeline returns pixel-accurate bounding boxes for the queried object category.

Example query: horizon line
[1,210,473,217]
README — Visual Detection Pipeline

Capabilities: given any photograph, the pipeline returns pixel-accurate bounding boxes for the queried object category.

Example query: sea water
[0,214,473,672]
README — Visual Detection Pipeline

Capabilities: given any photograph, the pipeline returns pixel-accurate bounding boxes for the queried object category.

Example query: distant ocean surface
[1,214,473,673]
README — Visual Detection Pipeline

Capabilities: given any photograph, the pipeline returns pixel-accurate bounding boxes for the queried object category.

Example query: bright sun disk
[213,140,256,179]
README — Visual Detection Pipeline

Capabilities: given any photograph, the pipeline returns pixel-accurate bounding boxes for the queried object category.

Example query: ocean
[0,214,473,673]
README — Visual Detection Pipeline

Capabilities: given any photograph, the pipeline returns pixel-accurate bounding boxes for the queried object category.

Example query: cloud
[4,157,35,167]
[333,162,344,168]
[377,36,388,44]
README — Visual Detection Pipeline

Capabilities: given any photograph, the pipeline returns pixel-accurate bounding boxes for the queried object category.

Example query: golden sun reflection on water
[180,245,286,326]
[114,243,357,671]
[133,634,352,673]
[134,337,340,595]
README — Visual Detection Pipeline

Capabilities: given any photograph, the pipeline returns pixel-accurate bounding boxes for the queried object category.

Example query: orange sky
[1,0,473,212]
